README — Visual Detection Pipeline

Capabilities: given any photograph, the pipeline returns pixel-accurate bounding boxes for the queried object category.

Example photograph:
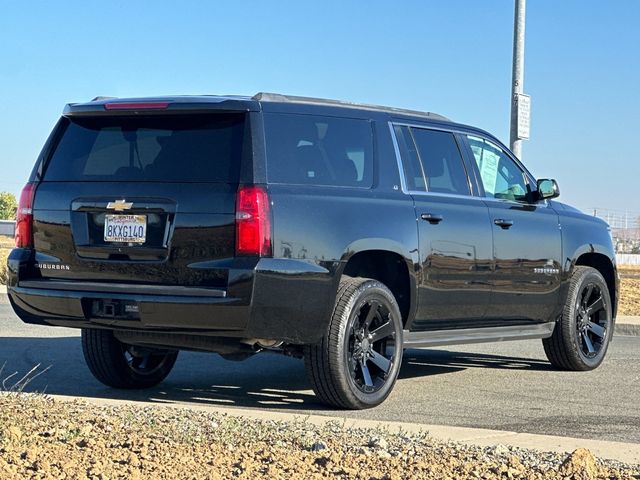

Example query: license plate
[104,215,147,243]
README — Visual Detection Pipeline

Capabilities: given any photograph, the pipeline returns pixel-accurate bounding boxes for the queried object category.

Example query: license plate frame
[104,214,147,244]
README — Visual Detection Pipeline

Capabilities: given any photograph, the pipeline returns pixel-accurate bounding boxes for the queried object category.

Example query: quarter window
[264,113,373,187]
[467,135,528,202]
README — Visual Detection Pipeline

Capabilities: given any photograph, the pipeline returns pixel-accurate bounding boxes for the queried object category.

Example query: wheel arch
[339,246,416,327]
[574,252,618,318]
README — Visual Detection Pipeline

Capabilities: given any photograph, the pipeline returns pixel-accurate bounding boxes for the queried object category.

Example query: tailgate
[27,112,246,289]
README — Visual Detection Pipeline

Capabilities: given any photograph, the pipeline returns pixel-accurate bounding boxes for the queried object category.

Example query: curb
[616,316,640,336]
[45,394,640,465]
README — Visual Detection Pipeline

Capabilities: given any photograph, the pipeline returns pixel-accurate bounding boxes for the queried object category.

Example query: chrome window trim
[388,122,408,193]
[391,120,472,136]
[393,120,536,184]
[389,121,550,207]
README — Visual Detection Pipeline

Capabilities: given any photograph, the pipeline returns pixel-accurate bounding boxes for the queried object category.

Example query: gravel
[1,393,638,479]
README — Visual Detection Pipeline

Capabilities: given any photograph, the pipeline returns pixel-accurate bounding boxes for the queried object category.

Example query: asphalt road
[1,299,638,444]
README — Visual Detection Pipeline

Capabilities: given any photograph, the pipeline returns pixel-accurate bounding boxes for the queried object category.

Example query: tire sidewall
[82,328,178,389]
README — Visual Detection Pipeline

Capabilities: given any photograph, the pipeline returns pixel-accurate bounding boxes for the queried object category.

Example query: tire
[81,328,178,389]
[304,276,404,409]
[543,266,613,371]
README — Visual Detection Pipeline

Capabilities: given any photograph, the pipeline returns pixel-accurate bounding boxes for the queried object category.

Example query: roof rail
[91,96,118,102]
[252,92,450,121]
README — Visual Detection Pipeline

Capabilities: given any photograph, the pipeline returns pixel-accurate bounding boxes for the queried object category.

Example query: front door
[463,134,562,323]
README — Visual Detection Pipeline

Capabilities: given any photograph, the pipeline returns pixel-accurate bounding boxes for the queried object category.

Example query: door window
[466,135,528,202]
[409,128,470,195]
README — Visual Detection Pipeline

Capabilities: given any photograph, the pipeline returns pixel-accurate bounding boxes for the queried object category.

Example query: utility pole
[509,0,528,159]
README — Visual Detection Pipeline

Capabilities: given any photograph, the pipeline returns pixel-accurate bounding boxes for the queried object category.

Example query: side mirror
[536,178,560,200]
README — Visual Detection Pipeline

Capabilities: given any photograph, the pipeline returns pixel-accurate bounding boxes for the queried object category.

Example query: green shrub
[0,192,17,220]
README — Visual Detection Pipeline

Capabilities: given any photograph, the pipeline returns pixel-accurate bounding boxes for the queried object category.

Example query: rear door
[392,124,493,330]
[30,112,247,288]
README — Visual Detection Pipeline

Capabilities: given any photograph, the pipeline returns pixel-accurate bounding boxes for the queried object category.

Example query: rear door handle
[421,213,443,224]
[494,218,514,229]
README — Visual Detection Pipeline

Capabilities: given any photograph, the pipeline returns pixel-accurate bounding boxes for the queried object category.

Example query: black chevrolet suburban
[7,93,618,409]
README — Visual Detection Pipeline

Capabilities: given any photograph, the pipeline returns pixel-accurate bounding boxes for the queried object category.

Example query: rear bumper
[7,252,336,344]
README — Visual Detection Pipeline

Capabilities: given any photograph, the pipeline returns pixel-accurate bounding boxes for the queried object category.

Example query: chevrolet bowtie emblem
[106,199,133,211]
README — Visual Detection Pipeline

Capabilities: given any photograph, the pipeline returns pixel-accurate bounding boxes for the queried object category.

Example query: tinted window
[393,125,426,191]
[44,114,245,182]
[467,135,528,201]
[409,128,470,195]
[264,113,373,187]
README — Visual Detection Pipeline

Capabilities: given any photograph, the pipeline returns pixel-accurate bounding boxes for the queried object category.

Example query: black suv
[7,93,618,409]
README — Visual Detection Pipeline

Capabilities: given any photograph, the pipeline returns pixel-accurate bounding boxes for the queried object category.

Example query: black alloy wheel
[346,299,397,394]
[123,345,175,377]
[575,281,609,359]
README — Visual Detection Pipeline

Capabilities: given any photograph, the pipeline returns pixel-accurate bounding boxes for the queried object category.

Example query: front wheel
[81,329,178,389]
[304,276,404,409]
[543,266,613,371]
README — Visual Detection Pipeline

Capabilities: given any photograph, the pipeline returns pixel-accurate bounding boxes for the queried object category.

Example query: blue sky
[1,0,638,215]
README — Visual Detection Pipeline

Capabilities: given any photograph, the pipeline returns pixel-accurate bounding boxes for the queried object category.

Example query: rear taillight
[235,185,271,256]
[15,182,36,248]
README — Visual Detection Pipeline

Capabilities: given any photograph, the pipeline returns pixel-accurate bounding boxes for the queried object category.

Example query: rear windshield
[43,114,245,182]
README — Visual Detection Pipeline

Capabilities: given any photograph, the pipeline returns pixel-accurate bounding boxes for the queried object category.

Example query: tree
[0,192,17,220]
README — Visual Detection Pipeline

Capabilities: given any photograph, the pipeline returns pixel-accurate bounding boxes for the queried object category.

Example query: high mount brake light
[104,102,170,110]
[235,186,271,256]
[15,183,36,248]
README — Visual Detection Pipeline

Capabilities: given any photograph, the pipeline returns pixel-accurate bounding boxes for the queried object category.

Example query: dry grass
[618,265,639,316]
[0,247,9,285]
[0,235,13,249]
[619,266,640,277]
[0,235,14,285]
[619,277,640,316]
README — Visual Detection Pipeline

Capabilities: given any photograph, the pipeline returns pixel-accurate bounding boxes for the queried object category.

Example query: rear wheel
[81,329,178,389]
[304,276,403,409]
[543,266,613,371]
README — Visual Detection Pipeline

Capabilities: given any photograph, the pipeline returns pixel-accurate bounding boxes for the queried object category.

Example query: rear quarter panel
[263,112,420,336]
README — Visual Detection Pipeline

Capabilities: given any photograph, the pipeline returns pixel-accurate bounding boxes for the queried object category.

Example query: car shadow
[402,348,554,375]
[0,336,551,412]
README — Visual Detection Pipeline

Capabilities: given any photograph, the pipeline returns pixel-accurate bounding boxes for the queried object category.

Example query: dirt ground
[0,394,638,480]
[619,266,640,316]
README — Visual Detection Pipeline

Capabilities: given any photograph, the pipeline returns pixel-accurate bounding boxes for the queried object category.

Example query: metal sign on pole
[516,93,531,140]
[509,0,528,158]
